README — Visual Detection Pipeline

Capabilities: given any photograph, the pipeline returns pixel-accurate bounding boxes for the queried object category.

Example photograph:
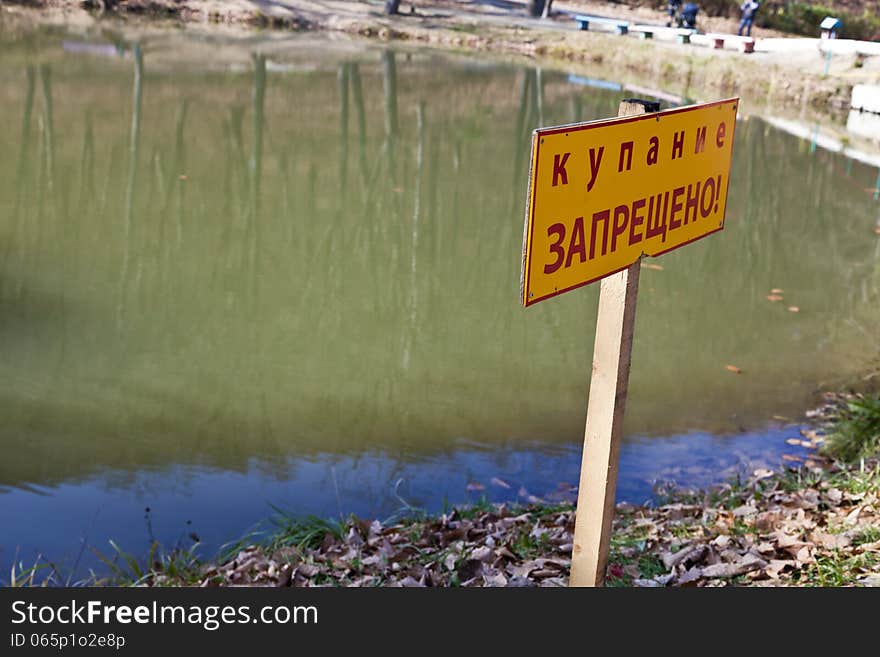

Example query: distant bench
[632,25,697,43]
[630,25,654,39]
[629,25,696,43]
[573,15,630,35]
[703,33,757,53]
[673,27,698,44]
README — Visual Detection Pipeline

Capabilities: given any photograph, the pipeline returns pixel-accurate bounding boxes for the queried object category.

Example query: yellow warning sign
[521,98,738,306]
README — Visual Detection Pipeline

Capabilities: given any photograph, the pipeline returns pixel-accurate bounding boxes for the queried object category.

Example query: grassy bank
[822,393,880,462]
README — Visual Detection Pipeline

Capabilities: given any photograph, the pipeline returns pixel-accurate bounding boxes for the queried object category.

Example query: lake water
[0,28,878,579]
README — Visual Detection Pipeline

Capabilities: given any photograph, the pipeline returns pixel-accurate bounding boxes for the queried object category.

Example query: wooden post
[569,99,658,587]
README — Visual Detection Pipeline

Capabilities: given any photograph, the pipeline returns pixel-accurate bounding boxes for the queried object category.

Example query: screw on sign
[520,98,738,586]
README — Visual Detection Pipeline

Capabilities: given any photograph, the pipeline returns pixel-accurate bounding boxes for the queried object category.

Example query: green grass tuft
[265,508,347,552]
[822,394,880,463]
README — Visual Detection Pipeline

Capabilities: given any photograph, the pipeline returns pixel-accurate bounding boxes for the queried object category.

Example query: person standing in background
[667,0,682,27]
[738,0,760,36]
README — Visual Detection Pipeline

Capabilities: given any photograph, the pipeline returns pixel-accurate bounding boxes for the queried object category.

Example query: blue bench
[574,15,630,35]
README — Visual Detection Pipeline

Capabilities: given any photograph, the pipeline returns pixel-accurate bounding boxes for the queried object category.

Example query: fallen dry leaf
[824,488,843,505]
[482,570,508,587]
[859,574,880,587]
[753,542,776,555]
[755,511,783,532]
[701,554,767,579]
[470,546,494,562]
[795,545,813,565]
[662,544,706,569]
[295,563,319,578]
[788,306,800,313]
[845,507,862,525]
[732,504,758,517]
[711,535,731,550]
[810,531,851,550]
[765,560,797,579]
[398,576,425,587]
[766,294,783,302]
[676,566,703,585]
[725,365,743,374]
[633,578,664,587]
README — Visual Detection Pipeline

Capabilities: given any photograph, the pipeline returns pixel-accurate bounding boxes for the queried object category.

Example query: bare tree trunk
[541,0,553,19]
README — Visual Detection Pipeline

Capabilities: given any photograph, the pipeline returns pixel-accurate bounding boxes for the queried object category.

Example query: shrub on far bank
[760,2,880,40]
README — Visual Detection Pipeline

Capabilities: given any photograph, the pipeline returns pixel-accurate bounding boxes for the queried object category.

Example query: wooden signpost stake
[569,258,639,586]
[520,96,738,587]
[570,100,652,587]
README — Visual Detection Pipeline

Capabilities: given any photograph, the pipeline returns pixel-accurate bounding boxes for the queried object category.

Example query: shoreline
[16,456,877,588]
[8,395,879,587]
[1,0,867,115]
